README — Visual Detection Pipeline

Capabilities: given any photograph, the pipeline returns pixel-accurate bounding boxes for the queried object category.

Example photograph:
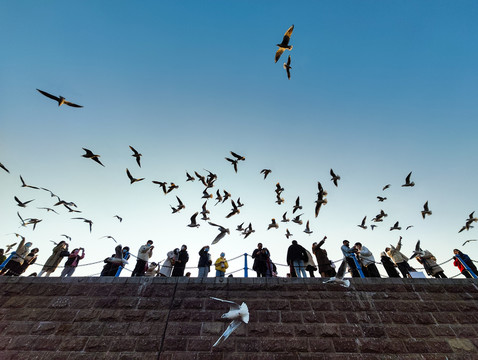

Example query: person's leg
[299,260,307,278]
[198,267,207,278]
[292,260,302,278]
[60,266,69,277]
[462,270,472,278]
[367,264,381,278]
[397,262,410,278]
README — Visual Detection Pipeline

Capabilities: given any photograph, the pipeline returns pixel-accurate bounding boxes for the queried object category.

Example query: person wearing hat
[172,245,189,277]
[341,240,360,277]
[214,252,228,277]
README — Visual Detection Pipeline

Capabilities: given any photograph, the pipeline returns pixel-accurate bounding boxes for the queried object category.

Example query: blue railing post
[456,255,478,279]
[244,253,248,278]
[353,256,365,278]
[115,266,123,277]
[0,251,16,271]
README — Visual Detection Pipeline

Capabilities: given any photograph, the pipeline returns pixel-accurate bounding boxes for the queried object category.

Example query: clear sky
[1,1,477,278]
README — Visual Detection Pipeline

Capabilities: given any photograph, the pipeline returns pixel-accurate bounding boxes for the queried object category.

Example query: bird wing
[64,101,83,108]
[284,24,294,39]
[335,259,348,279]
[405,172,412,183]
[129,145,139,156]
[212,231,227,245]
[210,297,240,307]
[286,66,291,79]
[0,162,10,173]
[275,48,285,63]
[213,319,243,347]
[37,89,60,101]
[126,168,133,181]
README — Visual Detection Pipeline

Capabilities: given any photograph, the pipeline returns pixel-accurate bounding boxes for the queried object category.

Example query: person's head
[146,240,154,246]
[257,243,263,249]
[385,247,391,253]
[181,245,187,251]
[220,252,225,257]
[203,246,209,252]
[72,248,79,254]
[453,249,461,255]
[292,240,298,245]
[312,242,317,247]
[185,272,191,277]
[31,248,39,254]
[354,242,362,249]
[123,246,130,253]
[0,249,4,255]
[343,240,350,247]
[150,262,157,267]
[174,248,180,254]
[58,241,66,246]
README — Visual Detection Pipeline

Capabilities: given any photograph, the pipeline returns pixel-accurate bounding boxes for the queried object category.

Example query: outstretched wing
[64,101,83,108]
[36,89,59,101]
[210,297,240,308]
[213,319,243,347]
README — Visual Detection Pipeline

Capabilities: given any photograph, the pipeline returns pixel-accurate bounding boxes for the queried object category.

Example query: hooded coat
[416,250,444,276]
[41,242,68,273]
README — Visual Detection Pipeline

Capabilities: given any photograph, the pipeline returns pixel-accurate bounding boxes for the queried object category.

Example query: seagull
[402,172,415,187]
[82,148,104,167]
[126,168,144,184]
[186,172,195,182]
[200,201,210,217]
[383,184,391,191]
[37,207,59,214]
[202,189,213,199]
[187,212,200,228]
[195,171,207,186]
[292,196,302,214]
[166,183,179,194]
[315,190,328,218]
[5,243,17,253]
[283,55,292,79]
[226,199,240,218]
[242,223,255,239]
[20,175,39,189]
[24,218,42,230]
[357,216,367,229]
[222,190,231,203]
[330,169,341,187]
[17,212,25,226]
[214,190,223,205]
[267,218,279,230]
[230,151,245,161]
[275,194,285,205]
[106,245,129,266]
[210,297,249,347]
[463,239,477,246]
[260,169,272,179]
[152,181,167,193]
[209,222,230,245]
[421,201,432,219]
[64,204,81,213]
[236,198,244,208]
[36,88,83,107]
[61,234,72,242]
[292,213,304,225]
[410,240,423,259]
[406,225,414,230]
[275,182,284,195]
[390,221,402,231]
[225,157,239,173]
[304,220,313,235]
[171,196,185,213]
[14,196,34,208]
[275,24,294,63]
[236,222,245,232]
[377,196,387,202]
[101,235,117,243]
[114,215,123,223]
[281,211,290,222]
[285,228,293,239]
[129,146,142,167]
[324,258,350,287]
[370,225,377,231]
[72,217,93,233]
[0,162,10,173]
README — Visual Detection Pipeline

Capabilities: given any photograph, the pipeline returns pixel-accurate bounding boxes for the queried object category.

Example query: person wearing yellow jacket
[214,252,228,277]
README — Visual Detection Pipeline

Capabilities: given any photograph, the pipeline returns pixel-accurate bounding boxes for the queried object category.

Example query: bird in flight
[283,55,292,79]
[210,297,249,347]
[260,169,272,179]
[225,157,239,173]
[101,235,117,243]
[293,196,302,214]
[267,218,279,230]
[292,213,304,225]
[126,168,144,184]
[304,220,313,235]
[20,175,39,189]
[114,215,123,222]
[37,207,59,214]
[36,89,83,107]
[209,222,230,245]
[402,172,415,187]
[421,201,432,219]
[285,228,293,239]
[330,169,341,187]
[129,146,142,167]
[281,211,290,222]
[275,25,294,63]
[382,184,391,191]
[230,151,245,161]
[357,216,367,229]
[462,239,477,246]
[226,200,240,218]
[410,240,424,259]
[186,172,195,182]
[82,148,104,167]
[14,196,34,208]
[242,223,255,239]
[72,217,93,233]
[187,212,200,228]
[377,196,387,202]
[390,221,402,231]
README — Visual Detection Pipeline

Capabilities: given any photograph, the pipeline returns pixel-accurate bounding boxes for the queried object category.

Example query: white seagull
[210,297,249,347]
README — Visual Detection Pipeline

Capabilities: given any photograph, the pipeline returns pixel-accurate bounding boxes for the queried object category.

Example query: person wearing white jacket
[355,242,380,277]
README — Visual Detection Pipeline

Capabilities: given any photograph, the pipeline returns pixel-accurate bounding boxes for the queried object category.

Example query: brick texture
[0,277,477,359]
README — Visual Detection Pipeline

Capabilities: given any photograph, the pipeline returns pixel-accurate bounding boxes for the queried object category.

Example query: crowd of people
[1,236,477,279]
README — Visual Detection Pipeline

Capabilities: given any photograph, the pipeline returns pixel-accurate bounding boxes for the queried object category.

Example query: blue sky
[1,1,477,277]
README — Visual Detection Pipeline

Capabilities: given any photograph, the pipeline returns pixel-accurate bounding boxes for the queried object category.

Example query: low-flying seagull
[171,196,185,213]
[283,55,292,79]
[226,200,240,218]
[61,234,72,242]
[14,196,34,208]
[242,223,255,239]
[330,169,341,187]
[402,172,415,187]
[36,88,83,108]
[72,217,93,233]
[0,162,9,173]
[202,189,213,199]
[260,169,272,179]
[129,146,142,167]
[24,218,42,230]
[210,297,249,347]
[209,222,230,245]
[5,243,17,253]
[410,240,423,259]
[126,168,144,184]
[187,212,200,228]
[421,201,432,219]
[324,258,350,287]
[82,148,104,167]
[236,222,245,232]
[275,24,294,63]
[37,207,59,214]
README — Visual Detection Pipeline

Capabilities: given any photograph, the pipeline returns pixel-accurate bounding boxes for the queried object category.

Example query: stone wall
[0,277,477,360]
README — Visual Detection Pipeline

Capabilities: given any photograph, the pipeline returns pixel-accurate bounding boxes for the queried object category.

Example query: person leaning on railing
[453,249,478,278]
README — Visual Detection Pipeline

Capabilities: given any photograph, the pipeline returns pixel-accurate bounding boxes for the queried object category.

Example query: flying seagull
[330,169,341,187]
[209,222,230,245]
[324,258,350,287]
[72,217,93,233]
[357,216,367,230]
[14,196,34,208]
[390,221,402,231]
[292,196,302,214]
[187,212,200,228]
[463,239,477,246]
[126,168,144,184]
[285,228,293,239]
[20,175,39,189]
[275,25,294,63]
[267,218,279,230]
[101,235,117,243]
[410,240,423,259]
[283,55,292,79]
[129,146,142,167]
[382,184,391,191]
[421,201,432,219]
[36,88,83,107]
[304,220,313,235]
[230,151,245,161]
[82,148,104,167]
[402,172,415,187]
[114,215,123,222]
[210,297,249,348]
[260,169,272,179]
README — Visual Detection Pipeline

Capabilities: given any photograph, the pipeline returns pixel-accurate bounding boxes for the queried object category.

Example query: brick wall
[0,277,477,360]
